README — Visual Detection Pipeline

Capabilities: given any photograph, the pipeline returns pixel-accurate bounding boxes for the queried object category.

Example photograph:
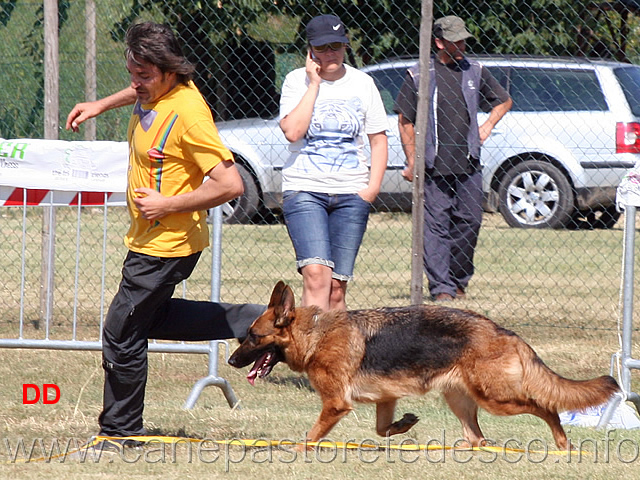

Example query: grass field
[1,211,640,478]
[2,346,640,479]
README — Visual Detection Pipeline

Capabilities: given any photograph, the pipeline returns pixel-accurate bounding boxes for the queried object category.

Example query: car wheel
[498,160,574,229]
[570,205,621,230]
[221,163,260,224]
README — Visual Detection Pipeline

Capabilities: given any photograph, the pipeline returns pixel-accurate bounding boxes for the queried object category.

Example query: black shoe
[85,436,144,453]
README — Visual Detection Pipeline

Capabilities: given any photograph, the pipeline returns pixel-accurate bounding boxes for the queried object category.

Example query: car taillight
[616,122,640,154]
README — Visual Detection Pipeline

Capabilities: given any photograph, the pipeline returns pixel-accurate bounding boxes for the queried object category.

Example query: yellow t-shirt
[124,81,233,257]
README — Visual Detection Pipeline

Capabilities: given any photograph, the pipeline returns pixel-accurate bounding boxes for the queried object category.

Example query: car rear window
[486,66,509,90]
[508,68,608,112]
[614,66,640,117]
[368,66,410,114]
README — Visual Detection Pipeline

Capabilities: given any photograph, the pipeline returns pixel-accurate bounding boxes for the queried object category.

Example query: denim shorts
[282,191,371,282]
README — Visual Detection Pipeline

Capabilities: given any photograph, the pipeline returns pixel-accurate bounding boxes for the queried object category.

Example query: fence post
[84,0,97,141]
[410,0,433,305]
[42,0,59,327]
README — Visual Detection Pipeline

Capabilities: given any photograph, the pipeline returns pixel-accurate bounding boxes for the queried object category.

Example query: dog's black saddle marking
[356,306,470,374]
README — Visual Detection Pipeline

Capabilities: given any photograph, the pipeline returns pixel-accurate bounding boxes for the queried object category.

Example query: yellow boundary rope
[5,435,588,463]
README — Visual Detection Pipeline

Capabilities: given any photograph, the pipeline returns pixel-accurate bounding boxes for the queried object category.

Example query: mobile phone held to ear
[309,49,319,62]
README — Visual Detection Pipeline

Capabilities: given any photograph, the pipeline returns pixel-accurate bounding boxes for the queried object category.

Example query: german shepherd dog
[228,281,619,450]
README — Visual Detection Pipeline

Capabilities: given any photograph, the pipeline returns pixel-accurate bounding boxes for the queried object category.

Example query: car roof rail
[375,53,626,65]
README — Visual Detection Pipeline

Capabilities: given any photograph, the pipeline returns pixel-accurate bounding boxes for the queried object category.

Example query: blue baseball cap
[306,14,349,46]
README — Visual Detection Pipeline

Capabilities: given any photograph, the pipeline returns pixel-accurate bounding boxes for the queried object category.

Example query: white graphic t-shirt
[279,65,388,194]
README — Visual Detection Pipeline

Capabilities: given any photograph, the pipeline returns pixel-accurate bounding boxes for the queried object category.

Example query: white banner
[0,138,128,192]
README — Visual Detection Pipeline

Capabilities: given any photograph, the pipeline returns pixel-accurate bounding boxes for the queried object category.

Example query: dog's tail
[519,342,619,413]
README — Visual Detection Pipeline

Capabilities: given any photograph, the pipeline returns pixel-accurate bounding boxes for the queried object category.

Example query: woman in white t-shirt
[279,14,388,311]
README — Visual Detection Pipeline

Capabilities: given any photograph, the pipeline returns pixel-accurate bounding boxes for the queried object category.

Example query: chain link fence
[2,1,640,341]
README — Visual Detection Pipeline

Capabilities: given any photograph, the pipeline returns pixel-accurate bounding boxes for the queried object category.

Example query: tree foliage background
[110,0,640,62]
[0,0,639,136]
[93,0,639,122]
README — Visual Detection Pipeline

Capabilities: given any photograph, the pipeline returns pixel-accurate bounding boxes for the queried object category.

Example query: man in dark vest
[394,15,512,301]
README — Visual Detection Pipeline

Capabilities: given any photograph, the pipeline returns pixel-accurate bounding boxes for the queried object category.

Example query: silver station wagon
[217,56,640,228]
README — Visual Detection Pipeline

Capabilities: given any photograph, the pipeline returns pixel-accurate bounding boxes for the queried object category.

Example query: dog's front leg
[376,400,419,436]
[301,397,352,449]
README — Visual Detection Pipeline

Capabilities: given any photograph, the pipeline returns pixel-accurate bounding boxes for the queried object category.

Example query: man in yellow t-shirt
[66,22,264,448]
[124,77,229,257]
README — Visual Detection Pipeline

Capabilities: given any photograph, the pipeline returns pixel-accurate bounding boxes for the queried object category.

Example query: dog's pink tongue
[246,353,270,386]
[246,367,258,386]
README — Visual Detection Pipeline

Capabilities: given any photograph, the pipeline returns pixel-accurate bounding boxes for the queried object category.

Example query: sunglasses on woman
[312,42,345,53]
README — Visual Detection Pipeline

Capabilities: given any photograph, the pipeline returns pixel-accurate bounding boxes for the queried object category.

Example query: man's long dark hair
[125,22,195,85]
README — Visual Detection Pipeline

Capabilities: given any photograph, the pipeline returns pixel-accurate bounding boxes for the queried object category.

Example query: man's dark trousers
[99,250,265,436]
[423,169,483,298]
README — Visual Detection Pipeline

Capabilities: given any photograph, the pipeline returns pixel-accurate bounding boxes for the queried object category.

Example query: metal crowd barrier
[0,189,239,409]
[598,204,640,427]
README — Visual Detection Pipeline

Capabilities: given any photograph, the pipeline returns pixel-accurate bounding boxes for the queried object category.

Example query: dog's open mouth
[246,350,280,385]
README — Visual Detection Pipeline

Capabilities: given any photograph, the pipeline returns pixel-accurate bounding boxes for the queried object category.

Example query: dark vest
[408,57,483,168]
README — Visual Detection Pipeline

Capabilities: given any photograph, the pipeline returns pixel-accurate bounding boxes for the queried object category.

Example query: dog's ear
[274,284,296,328]
[268,281,288,308]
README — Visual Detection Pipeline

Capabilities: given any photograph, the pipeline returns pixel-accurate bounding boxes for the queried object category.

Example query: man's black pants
[423,169,483,298]
[99,250,265,436]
